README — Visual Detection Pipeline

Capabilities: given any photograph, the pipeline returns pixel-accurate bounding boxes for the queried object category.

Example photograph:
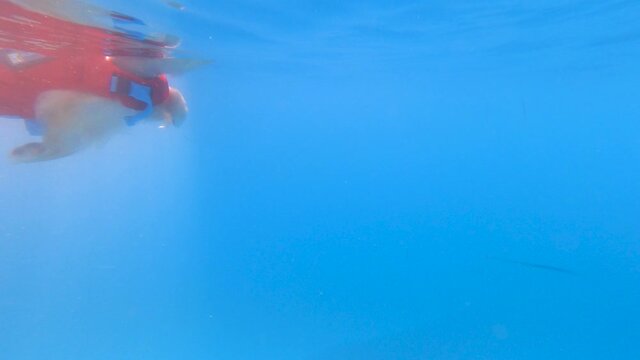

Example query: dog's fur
[10,87,187,163]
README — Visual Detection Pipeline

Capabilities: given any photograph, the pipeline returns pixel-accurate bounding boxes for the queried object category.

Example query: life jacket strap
[110,75,154,126]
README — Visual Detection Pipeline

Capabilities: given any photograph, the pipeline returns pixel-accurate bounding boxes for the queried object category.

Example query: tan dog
[11,87,187,163]
[2,0,198,163]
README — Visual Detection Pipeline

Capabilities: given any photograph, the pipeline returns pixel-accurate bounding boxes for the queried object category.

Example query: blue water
[1,0,640,358]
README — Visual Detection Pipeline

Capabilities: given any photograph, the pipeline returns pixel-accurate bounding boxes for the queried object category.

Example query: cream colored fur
[9,87,187,163]
[11,90,135,163]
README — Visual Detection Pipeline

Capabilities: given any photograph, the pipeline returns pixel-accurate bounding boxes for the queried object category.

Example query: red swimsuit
[0,1,169,120]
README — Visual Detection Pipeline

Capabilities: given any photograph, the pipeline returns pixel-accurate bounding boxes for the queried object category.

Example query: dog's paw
[10,142,47,163]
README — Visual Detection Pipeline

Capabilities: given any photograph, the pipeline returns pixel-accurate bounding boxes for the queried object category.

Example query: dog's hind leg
[10,135,74,163]
[10,90,131,163]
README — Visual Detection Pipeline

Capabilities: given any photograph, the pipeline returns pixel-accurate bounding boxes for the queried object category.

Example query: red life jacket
[0,51,169,120]
[0,1,170,120]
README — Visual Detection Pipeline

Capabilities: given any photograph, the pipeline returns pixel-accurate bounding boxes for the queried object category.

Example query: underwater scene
[0,0,639,358]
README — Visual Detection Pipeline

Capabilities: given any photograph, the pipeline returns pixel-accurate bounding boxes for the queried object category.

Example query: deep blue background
[1,0,640,358]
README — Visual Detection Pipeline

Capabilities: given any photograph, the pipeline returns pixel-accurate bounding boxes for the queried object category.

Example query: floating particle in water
[489,256,578,276]
[164,1,185,10]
